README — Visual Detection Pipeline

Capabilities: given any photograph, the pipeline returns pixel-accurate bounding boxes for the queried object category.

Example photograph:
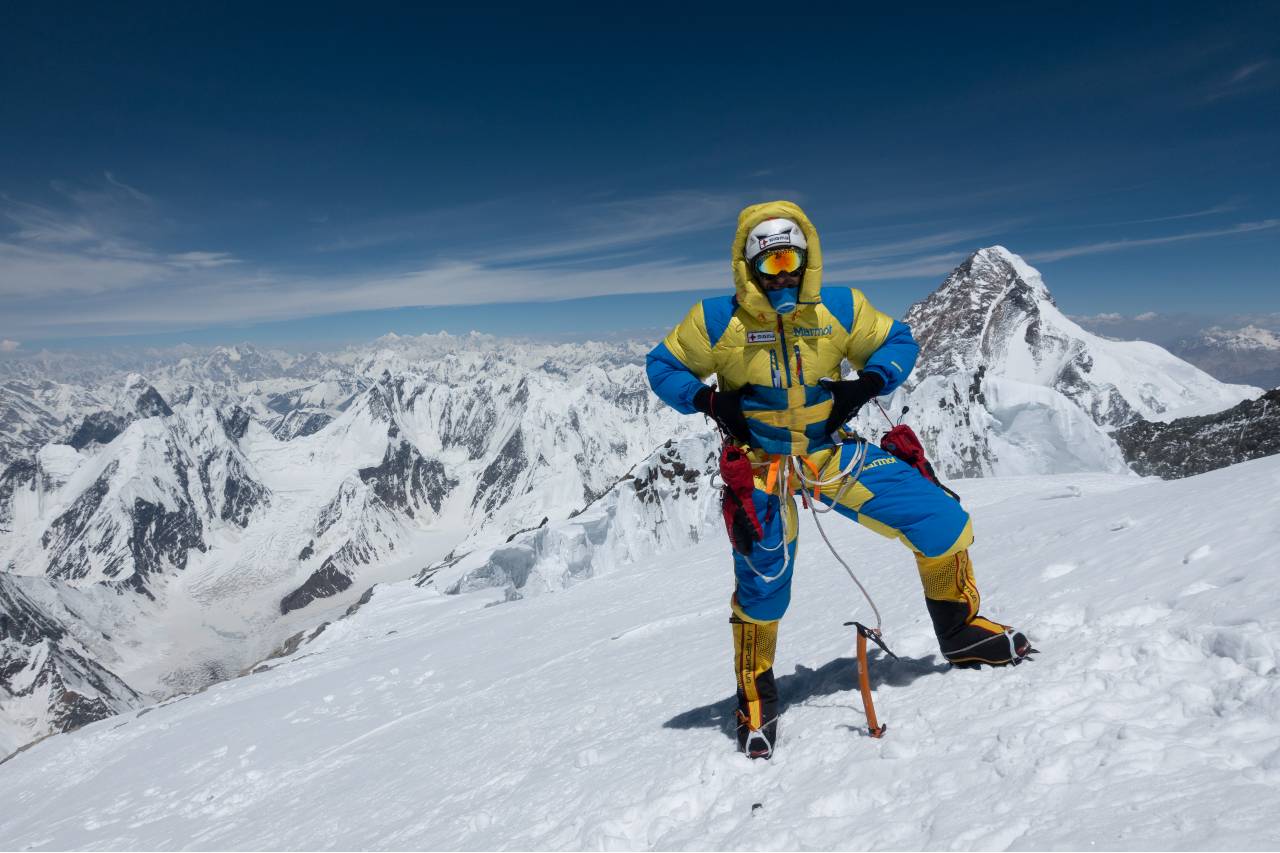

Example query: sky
[1,2,1277,352]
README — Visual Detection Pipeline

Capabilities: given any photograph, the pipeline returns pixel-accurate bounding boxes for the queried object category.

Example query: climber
[646,200,1031,760]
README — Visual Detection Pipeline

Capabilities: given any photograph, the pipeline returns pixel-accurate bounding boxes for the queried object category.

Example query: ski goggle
[754,248,806,277]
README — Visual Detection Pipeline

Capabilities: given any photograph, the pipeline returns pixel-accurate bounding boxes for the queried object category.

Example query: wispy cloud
[166,251,241,269]
[1230,60,1270,84]
[0,176,242,299]
[0,339,19,352]
[2,258,730,338]
[1027,219,1280,263]
[823,250,973,283]
[1202,58,1275,103]
[823,225,1014,265]
[4,175,1275,341]
[102,171,153,204]
[1032,203,1240,231]
[311,190,749,262]
[2,183,747,337]
[479,191,743,265]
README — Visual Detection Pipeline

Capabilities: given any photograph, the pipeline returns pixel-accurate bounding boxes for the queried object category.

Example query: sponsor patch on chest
[746,331,777,344]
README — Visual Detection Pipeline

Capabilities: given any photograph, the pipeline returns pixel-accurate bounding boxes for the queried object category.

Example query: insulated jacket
[647,200,919,456]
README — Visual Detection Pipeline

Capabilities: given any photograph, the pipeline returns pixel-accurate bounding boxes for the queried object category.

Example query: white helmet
[744,218,808,261]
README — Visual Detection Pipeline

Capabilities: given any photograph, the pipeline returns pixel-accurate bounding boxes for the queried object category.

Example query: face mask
[766,286,799,315]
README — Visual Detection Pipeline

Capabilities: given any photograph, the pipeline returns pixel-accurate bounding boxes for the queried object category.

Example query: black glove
[819,372,885,438]
[693,386,753,446]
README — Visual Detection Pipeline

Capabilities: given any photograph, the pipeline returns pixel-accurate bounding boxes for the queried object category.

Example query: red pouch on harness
[719,444,764,555]
[880,424,959,500]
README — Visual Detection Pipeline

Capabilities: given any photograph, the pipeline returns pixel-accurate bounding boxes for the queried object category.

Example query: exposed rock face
[41,463,124,581]
[134,386,173,418]
[67,412,127,450]
[0,574,143,752]
[279,563,354,615]
[269,410,333,440]
[0,460,36,532]
[1113,390,1280,479]
[359,440,458,518]
[473,429,526,516]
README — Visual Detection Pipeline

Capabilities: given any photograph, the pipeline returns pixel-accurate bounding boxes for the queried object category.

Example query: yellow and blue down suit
[647,201,1001,748]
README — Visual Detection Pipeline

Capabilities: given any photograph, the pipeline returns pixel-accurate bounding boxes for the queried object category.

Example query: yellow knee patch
[916,548,981,619]
[732,615,778,730]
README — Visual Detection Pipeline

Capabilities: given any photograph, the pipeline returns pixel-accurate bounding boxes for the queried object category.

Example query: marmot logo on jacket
[792,325,833,338]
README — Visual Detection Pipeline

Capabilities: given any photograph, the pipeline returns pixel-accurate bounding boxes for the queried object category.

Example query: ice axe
[844,620,898,738]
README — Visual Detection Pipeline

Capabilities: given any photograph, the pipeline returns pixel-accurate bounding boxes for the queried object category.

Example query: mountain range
[1172,325,1280,389]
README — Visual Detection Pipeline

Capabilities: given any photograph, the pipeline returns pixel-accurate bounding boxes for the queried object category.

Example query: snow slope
[2,456,1279,850]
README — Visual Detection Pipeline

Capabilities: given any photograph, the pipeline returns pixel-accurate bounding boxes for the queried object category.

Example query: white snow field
[2,457,1280,851]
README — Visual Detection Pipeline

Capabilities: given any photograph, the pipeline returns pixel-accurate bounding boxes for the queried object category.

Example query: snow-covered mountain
[3,452,1278,849]
[850,247,1259,477]
[0,335,694,754]
[1173,324,1280,389]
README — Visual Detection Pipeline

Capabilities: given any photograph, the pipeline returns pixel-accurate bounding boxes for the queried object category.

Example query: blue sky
[1,2,1277,351]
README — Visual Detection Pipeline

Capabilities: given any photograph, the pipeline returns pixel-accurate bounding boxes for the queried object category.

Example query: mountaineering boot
[925,598,1032,667]
[916,549,1033,667]
[731,611,780,759]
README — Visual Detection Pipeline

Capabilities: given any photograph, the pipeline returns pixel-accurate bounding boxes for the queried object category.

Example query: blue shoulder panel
[700,295,737,349]
[821,287,855,334]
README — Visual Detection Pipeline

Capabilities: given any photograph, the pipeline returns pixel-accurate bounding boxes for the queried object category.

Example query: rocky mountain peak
[121,373,172,418]
[905,246,1054,377]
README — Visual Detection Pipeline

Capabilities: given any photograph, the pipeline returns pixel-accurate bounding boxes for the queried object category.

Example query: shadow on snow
[662,652,950,741]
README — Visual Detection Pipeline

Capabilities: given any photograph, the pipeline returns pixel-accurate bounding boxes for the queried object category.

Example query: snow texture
[1,455,1279,850]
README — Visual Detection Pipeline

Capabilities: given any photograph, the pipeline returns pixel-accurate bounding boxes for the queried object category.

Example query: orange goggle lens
[755,248,805,276]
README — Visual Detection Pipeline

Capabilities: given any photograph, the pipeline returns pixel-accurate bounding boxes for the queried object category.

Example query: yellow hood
[731,200,824,319]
